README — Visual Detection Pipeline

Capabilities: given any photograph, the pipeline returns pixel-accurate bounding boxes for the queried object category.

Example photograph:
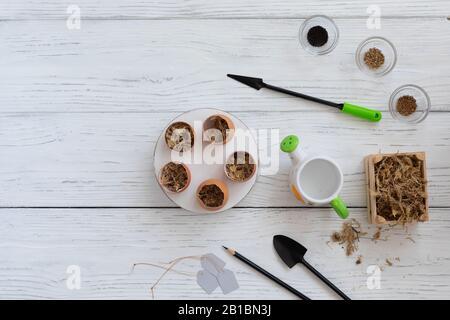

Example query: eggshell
[224,152,257,183]
[159,162,191,193]
[196,179,229,211]
[203,115,235,145]
[164,121,195,151]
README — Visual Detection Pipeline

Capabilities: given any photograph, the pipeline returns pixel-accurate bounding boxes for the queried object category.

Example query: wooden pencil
[223,246,311,300]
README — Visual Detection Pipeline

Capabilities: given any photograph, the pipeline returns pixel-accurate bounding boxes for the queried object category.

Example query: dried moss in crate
[366,152,429,224]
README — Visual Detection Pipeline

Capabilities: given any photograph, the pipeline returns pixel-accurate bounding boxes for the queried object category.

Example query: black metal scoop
[273,235,351,300]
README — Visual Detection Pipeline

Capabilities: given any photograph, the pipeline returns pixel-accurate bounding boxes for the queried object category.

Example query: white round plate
[154,108,258,213]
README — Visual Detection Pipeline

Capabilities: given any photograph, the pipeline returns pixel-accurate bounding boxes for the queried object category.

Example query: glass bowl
[299,15,339,55]
[389,85,431,123]
[356,37,397,77]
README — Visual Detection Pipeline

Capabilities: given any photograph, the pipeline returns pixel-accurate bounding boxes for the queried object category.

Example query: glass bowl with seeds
[299,15,339,55]
[356,37,397,77]
[389,84,431,123]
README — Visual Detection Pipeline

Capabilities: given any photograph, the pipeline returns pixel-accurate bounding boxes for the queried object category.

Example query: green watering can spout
[280,135,301,164]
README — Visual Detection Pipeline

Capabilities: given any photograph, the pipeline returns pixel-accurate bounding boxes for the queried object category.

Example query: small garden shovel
[273,235,351,300]
[228,74,382,122]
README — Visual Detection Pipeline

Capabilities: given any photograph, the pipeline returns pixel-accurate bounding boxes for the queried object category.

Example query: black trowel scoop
[273,235,351,300]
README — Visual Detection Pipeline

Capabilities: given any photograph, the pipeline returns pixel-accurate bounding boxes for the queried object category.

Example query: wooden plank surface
[0,208,448,299]
[1,112,449,207]
[0,0,449,19]
[1,19,450,113]
[1,0,450,300]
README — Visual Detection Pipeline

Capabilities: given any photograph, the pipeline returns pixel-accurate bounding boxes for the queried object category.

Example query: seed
[396,95,417,116]
[307,26,328,47]
[364,47,385,69]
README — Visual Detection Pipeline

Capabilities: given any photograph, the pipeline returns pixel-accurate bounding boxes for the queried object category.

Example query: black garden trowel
[273,235,351,300]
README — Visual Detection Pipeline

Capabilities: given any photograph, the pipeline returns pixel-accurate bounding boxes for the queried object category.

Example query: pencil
[223,246,311,300]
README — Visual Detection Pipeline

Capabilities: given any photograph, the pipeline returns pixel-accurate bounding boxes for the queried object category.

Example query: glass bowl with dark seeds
[299,15,339,55]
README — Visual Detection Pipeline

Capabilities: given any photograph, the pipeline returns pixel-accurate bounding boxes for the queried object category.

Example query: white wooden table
[1,1,450,300]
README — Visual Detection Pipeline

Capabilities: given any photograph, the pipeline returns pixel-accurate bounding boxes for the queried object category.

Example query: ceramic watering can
[280,135,349,219]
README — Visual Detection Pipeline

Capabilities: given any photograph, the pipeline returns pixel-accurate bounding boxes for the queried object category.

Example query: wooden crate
[364,152,429,224]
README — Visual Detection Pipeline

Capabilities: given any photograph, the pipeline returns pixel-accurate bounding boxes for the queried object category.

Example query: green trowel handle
[330,197,349,219]
[341,102,382,122]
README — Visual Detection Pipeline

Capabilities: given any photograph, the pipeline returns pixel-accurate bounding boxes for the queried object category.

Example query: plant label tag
[201,253,226,276]
[217,269,239,294]
[196,270,219,294]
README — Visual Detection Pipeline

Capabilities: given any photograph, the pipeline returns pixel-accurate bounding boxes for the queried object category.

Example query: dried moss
[372,227,382,241]
[373,155,427,224]
[330,219,366,256]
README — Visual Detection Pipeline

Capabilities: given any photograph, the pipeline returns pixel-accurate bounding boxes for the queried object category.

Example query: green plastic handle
[341,102,382,122]
[330,197,349,219]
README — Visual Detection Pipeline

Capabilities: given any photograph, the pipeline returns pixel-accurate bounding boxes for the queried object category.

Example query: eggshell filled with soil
[196,179,229,211]
[203,115,235,144]
[164,121,195,152]
[154,108,258,213]
[225,151,257,183]
[159,162,191,193]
